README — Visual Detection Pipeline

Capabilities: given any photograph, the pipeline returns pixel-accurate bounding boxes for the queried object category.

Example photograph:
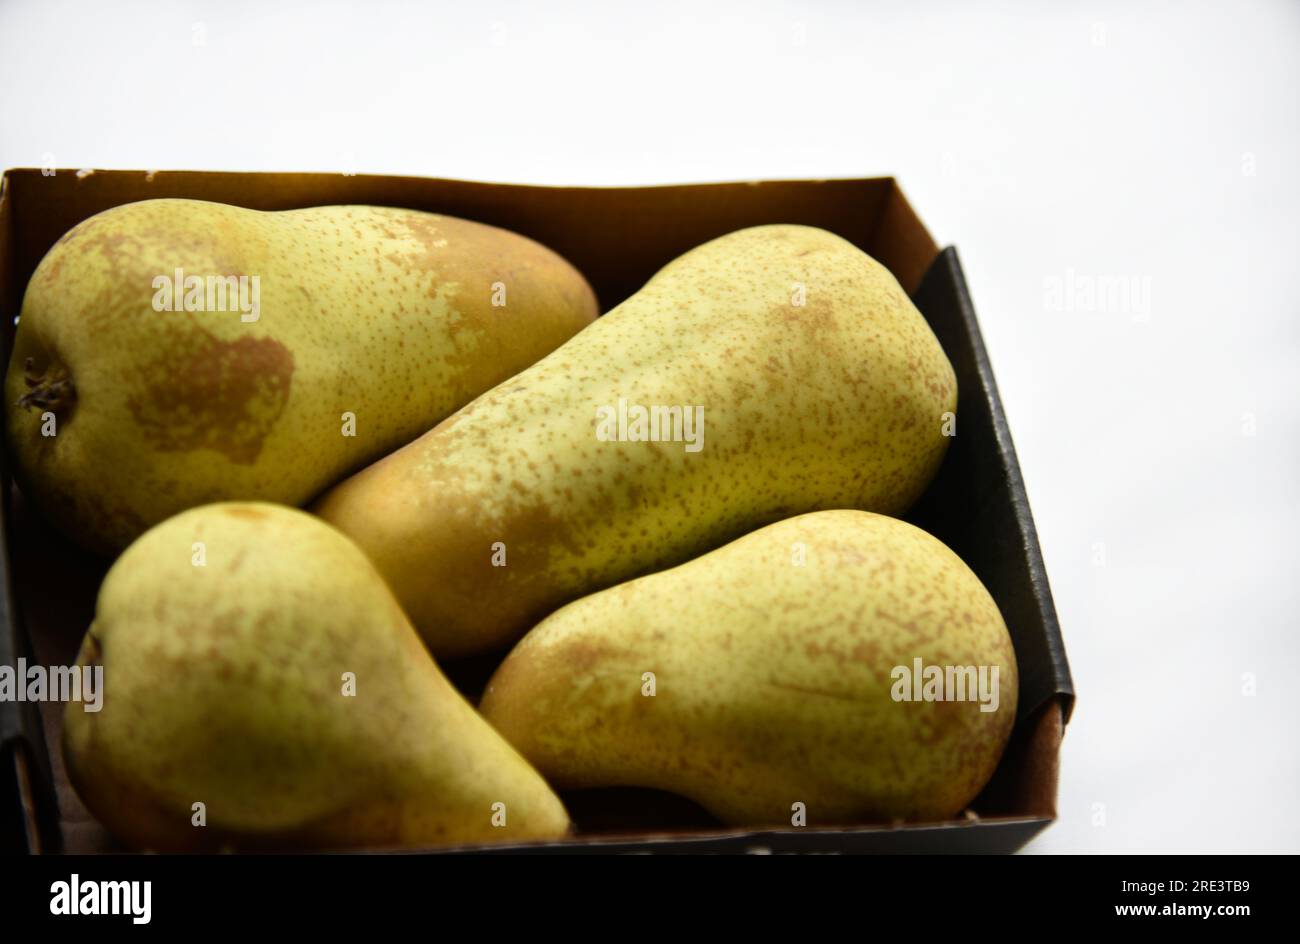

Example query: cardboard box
[0,170,1074,854]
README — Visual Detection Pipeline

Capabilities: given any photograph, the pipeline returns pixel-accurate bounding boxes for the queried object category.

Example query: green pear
[315,224,957,658]
[62,502,570,851]
[480,510,1017,826]
[6,198,598,553]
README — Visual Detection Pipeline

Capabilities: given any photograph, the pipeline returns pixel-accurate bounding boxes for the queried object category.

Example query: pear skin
[62,502,570,851]
[6,199,598,553]
[315,225,957,658]
[479,510,1017,826]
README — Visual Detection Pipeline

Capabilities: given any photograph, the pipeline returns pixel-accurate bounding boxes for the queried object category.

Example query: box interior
[0,171,1068,853]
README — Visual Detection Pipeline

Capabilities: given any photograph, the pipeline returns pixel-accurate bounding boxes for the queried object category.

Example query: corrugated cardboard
[0,170,1073,854]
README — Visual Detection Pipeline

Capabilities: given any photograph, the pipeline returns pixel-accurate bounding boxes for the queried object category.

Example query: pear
[62,502,570,851]
[6,198,598,553]
[315,225,956,658]
[480,510,1017,826]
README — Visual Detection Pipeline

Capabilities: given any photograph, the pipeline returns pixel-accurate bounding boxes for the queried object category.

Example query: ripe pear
[315,224,957,658]
[62,502,570,851]
[6,198,598,553]
[480,510,1017,826]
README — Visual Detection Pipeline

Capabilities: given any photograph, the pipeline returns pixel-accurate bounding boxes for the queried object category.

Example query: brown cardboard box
[0,170,1073,853]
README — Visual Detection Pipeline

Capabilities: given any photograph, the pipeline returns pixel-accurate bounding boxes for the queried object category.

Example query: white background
[2,0,1297,853]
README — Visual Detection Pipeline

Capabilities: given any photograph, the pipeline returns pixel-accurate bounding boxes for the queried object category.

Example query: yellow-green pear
[6,198,598,553]
[62,502,570,851]
[316,225,957,658]
[480,510,1017,826]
